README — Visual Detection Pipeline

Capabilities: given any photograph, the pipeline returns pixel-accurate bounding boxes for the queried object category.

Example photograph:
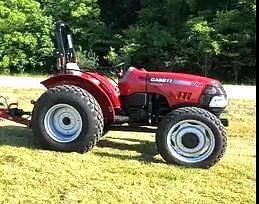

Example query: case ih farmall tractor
[0,22,229,168]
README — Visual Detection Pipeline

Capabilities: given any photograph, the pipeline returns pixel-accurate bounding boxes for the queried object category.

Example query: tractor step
[114,115,129,124]
[220,118,229,127]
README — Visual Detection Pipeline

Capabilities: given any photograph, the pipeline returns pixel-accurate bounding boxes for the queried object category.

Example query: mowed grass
[0,73,49,78]
[0,88,256,204]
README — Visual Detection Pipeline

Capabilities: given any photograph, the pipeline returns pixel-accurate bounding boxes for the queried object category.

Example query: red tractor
[0,22,229,168]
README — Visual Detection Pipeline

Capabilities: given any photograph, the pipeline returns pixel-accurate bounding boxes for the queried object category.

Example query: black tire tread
[156,107,227,168]
[32,85,104,153]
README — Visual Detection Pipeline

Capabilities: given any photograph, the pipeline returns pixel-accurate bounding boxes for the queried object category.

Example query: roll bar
[55,21,77,72]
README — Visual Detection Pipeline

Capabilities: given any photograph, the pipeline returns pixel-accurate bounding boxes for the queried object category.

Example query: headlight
[199,83,228,108]
[209,95,228,108]
[203,85,218,95]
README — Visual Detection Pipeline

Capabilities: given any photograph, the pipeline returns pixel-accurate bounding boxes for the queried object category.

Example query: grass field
[0,73,50,78]
[0,88,256,204]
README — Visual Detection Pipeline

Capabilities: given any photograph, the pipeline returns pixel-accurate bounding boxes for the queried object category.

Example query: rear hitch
[8,107,31,117]
[0,96,31,127]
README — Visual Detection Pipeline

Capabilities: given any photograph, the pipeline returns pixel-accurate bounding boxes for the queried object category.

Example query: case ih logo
[149,78,202,87]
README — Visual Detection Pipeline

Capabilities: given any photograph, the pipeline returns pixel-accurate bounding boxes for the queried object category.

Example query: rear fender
[41,74,116,123]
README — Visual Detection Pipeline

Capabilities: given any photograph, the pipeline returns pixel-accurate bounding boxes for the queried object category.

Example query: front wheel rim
[167,120,215,164]
[44,104,83,143]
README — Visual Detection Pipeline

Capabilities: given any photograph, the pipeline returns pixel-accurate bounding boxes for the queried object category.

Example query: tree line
[0,0,256,83]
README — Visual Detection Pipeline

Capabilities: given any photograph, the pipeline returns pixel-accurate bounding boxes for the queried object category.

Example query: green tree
[107,0,192,70]
[180,17,221,76]
[0,0,53,73]
[0,0,255,83]
[39,0,109,64]
[214,0,256,83]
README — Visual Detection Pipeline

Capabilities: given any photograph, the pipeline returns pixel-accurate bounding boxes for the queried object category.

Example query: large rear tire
[32,85,104,153]
[156,107,227,168]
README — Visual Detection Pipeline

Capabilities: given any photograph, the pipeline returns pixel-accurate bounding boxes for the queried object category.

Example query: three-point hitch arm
[0,96,32,127]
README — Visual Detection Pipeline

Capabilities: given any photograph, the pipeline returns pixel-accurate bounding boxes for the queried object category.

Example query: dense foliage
[0,0,53,73]
[0,0,256,83]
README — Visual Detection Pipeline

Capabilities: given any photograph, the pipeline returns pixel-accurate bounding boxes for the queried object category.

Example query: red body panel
[41,71,120,122]
[119,67,218,107]
[118,67,147,95]
[86,72,121,108]
[41,67,218,123]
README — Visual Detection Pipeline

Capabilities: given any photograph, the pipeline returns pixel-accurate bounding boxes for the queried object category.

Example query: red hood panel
[147,71,219,106]
[148,71,218,85]
[119,67,219,107]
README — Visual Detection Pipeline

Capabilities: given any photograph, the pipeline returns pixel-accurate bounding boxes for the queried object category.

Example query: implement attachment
[0,96,31,127]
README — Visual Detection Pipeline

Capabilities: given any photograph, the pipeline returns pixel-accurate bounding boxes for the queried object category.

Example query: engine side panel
[146,72,217,107]
[120,93,147,113]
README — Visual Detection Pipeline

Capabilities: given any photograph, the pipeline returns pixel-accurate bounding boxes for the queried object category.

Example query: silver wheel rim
[167,120,215,164]
[44,104,83,143]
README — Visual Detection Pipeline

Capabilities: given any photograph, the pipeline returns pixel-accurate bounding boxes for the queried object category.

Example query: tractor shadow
[96,140,162,164]
[96,127,163,164]
[0,125,163,164]
[109,125,157,133]
[0,125,36,149]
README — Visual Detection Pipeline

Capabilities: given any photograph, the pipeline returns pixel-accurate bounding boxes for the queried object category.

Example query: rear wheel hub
[181,133,200,149]
[44,104,83,143]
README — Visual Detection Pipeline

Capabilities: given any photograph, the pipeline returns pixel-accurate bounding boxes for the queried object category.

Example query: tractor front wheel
[32,85,104,153]
[156,107,227,168]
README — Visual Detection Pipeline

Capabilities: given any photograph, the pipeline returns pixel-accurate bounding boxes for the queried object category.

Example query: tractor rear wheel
[156,107,227,168]
[32,85,104,153]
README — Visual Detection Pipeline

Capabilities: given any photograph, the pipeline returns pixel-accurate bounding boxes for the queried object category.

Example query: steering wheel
[97,62,126,85]
[98,62,125,76]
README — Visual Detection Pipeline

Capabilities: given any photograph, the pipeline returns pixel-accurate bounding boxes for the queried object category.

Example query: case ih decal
[149,77,202,87]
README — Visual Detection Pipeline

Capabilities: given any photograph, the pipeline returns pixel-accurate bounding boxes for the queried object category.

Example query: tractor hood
[119,67,225,108]
[146,69,227,110]
[147,71,219,87]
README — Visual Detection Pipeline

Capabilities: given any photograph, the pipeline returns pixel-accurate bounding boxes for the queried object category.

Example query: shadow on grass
[0,125,163,164]
[96,138,162,164]
[0,125,36,149]
[109,125,157,133]
[106,136,147,143]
